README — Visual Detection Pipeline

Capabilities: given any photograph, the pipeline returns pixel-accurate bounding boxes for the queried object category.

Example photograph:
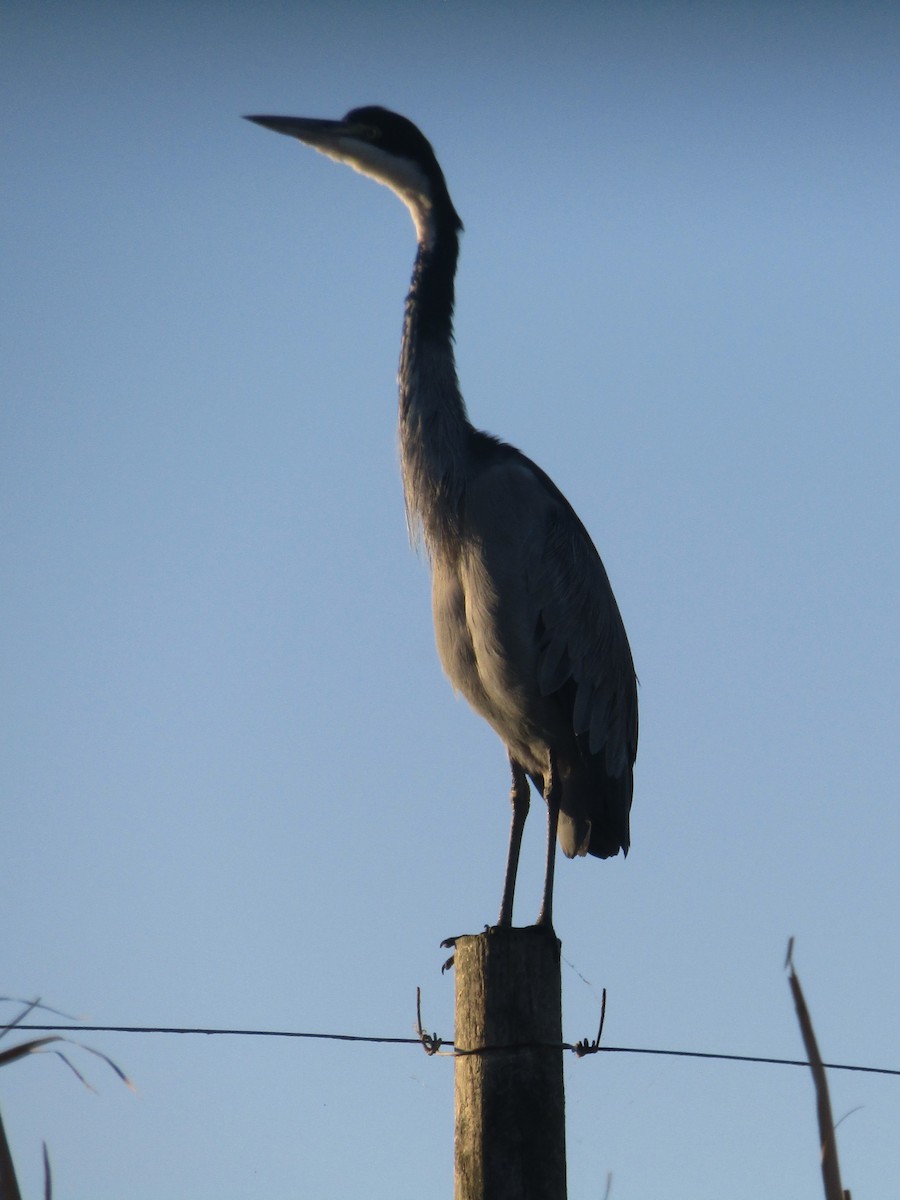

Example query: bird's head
[245,105,461,248]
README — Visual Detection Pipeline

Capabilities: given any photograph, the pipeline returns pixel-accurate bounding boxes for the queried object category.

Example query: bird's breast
[429,512,564,778]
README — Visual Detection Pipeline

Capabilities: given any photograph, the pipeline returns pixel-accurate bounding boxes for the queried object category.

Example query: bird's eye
[364,125,381,141]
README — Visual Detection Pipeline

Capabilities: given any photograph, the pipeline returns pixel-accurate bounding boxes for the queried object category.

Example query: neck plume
[398,216,470,552]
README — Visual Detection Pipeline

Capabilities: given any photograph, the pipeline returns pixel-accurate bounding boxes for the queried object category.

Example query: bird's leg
[536,750,561,929]
[498,757,530,927]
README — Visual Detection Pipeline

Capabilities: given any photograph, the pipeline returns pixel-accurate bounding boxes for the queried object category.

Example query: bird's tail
[557,766,631,860]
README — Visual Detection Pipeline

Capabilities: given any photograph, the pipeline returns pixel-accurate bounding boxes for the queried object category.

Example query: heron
[246,107,637,930]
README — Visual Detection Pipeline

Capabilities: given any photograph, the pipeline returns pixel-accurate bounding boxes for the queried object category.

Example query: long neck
[398,217,470,552]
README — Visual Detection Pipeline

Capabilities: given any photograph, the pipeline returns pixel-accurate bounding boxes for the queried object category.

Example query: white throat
[313,138,437,249]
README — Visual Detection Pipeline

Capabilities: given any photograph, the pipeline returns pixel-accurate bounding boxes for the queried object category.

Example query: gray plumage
[246,107,638,928]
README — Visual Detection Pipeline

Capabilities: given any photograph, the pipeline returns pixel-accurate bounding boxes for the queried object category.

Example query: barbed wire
[12,1022,899,1078]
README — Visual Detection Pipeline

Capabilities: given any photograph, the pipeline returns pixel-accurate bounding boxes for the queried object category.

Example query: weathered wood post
[453,927,566,1200]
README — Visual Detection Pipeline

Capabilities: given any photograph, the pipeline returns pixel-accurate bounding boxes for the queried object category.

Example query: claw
[440,934,461,974]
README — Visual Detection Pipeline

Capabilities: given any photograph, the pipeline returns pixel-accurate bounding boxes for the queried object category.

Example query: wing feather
[529,485,638,778]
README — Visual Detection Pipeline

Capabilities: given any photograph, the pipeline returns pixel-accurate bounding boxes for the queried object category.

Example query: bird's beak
[244,114,369,152]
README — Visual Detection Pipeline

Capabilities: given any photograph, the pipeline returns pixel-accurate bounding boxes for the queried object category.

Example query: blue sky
[3,2,899,1196]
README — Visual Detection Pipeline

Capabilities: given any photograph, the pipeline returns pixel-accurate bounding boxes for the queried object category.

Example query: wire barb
[415,988,444,1056]
[572,988,607,1058]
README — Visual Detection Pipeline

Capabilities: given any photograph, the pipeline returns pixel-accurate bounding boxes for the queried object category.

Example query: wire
[16,1025,416,1046]
[14,1025,900,1078]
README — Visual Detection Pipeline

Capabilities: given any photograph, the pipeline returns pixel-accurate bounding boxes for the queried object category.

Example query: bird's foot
[439,934,460,973]
[529,919,557,935]
[439,925,498,972]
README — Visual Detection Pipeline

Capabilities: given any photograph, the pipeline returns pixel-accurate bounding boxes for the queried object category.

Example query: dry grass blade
[0,1106,24,1200]
[0,1036,134,1095]
[1,998,132,1198]
[0,1001,80,1028]
[44,1042,135,1094]
[0,1001,45,1043]
[0,1039,63,1070]
[1,1002,133,1094]
[785,940,851,1200]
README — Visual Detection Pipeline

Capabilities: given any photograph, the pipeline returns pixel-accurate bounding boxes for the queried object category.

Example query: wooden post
[453,927,566,1200]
